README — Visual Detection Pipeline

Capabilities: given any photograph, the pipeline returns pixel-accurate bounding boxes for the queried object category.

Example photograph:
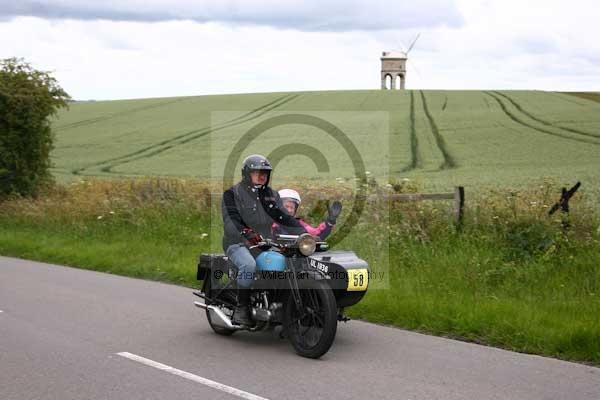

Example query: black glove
[327,201,342,225]
[241,227,262,246]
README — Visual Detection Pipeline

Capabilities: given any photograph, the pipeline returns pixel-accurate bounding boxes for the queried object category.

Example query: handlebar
[248,235,327,250]
[248,238,279,250]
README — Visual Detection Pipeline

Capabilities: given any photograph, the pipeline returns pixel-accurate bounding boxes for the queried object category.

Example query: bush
[0,57,70,198]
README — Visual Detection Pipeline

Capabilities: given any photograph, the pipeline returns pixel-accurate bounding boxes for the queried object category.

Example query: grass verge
[1,178,599,365]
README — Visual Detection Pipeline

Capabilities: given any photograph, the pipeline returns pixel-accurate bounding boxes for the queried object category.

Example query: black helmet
[241,154,273,186]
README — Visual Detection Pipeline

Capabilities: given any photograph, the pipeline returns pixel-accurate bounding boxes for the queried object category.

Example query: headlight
[297,233,316,256]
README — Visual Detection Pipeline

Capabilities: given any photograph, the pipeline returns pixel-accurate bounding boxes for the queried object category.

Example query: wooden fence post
[454,186,465,226]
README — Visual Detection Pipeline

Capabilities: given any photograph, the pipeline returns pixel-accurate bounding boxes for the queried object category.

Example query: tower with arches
[380,51,407,90]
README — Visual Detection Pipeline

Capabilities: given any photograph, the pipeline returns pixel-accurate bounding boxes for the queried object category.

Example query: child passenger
[272,189,341,240]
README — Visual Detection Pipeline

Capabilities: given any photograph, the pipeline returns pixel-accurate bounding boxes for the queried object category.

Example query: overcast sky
[1,0,598,100]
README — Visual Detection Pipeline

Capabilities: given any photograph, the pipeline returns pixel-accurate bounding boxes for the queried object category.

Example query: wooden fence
[209,186,466,224]
[374,186,465,224]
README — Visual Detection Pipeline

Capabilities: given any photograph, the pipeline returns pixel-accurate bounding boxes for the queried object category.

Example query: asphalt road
[1,255,599,400]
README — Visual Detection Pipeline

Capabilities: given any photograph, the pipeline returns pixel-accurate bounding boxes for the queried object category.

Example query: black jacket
[221,183,306,251]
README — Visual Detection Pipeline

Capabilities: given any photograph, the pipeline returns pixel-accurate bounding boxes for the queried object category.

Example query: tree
[0,58,70,198]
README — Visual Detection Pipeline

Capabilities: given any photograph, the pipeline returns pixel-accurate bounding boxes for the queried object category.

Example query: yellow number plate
[347,269,368,291]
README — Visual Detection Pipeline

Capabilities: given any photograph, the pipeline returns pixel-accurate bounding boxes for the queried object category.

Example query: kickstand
[338,314,351,323]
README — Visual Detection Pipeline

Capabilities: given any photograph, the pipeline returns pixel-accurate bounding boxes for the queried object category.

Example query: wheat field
[51,90,600,193]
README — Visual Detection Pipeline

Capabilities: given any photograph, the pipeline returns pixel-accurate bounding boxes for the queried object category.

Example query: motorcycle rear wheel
[284,279,337,359]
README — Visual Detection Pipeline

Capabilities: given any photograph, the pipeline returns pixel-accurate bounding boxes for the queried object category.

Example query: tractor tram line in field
[54,97,189,131]
[71,93,294,174]
[100,93,302,174]
[419,90,457,170]
[492,91,600,139]
[400,91,457,173]
[485,91,600,147]
[401,90,421,172]
[441,96,448,111]
[71,93,297,175]
[72,93,301,176]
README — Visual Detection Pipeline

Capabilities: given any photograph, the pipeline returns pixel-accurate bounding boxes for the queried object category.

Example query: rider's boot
[232,288,252,326]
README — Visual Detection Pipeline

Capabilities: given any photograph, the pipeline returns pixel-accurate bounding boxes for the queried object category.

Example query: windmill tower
[380,51,407,90]
[381,34,419,90]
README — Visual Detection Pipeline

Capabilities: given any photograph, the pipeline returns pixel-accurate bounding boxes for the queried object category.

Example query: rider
[273,189,341,240]
[221,154,306,325]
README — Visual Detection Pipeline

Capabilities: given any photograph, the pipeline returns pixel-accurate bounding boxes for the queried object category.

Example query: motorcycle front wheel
[284,279,337,359]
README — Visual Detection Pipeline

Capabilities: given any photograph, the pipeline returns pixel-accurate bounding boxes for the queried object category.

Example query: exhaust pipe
[194,301,243,330]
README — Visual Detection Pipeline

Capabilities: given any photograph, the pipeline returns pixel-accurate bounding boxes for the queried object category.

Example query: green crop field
[51,90,600,193]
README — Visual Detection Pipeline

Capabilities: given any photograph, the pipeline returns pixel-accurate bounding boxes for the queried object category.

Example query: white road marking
[117,352,269,400]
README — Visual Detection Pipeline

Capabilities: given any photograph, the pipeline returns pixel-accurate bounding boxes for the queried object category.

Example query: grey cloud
[1,2,175,23]
[0,0,464,31]
[570,51,600,68]
[516,36,559,55]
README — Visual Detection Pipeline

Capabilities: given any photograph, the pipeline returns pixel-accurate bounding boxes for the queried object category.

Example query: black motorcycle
[194,233,369,358]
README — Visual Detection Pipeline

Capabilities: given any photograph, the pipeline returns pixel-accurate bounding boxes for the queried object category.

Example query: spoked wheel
[284,279,337,358]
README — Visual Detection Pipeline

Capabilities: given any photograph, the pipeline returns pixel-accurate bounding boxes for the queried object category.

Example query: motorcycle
[194,233,369,358]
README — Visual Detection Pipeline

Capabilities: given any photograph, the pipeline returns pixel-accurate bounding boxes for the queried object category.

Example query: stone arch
[396,74,405,90]
[385,74,393,90]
